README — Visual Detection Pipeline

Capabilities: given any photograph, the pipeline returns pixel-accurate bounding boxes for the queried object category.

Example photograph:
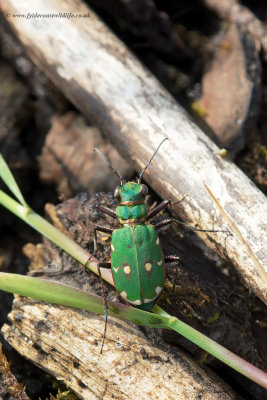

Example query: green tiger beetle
[92,138,229,352]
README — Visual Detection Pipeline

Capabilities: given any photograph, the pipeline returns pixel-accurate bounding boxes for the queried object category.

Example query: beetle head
[114,182,148,204]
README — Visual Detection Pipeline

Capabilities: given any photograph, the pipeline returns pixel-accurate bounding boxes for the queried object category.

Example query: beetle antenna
[138,138,168,182]
[95,148,124,184]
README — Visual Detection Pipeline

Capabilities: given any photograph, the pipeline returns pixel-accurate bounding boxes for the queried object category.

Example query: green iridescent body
[94,142,227,353]
[93,142,228,353]
[111,182,165,310]
[94,140,180,352]
[111,224,165,310]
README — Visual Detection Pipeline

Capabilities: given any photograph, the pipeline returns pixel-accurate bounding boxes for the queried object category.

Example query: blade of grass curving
[0,158,266,388]
[0,272,266,388]
[0,272,165,327]
[157,305,267,389]
[0,189,113,285]
[0,155,27,207]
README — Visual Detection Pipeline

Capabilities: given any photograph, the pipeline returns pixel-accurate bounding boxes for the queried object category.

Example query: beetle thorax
[115,182,148,224]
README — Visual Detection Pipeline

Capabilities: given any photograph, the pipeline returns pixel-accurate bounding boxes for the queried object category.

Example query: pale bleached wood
[2,297,235,400]
[0,0,266,302]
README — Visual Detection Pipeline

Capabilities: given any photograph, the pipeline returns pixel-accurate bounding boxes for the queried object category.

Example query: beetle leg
[97,262,111,354]
[98,262,112,268]
[94,226,113,253]
[172,194,188,206]
[97,205,117,219]
[155,218,229,234]
[164,255,180,293]
[147,200,171,220]
[147,195,188,221]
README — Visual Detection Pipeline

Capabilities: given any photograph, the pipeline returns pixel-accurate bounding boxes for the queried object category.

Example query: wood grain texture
[1,190,264,398]
[2,298,235,400]
[0,0,266,303]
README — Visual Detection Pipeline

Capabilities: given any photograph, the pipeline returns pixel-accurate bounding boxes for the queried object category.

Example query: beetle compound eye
[140,184,148,196]
[114,186,120,198]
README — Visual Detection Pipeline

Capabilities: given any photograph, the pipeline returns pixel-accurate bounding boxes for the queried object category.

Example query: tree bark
[0,0,266,302]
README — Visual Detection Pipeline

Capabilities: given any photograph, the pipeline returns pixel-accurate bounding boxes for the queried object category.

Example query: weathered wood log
[0,0,266,299]
[1,191,239,399]
[1,0,267,301]
[1,0,265,303]
[2,300,236,400]
[2,192,266,398]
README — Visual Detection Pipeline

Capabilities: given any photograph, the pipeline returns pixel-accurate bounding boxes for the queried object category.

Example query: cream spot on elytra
[113,266,119,273]
[111,244,115,252]
[156,237,160,245]
[129,299,142,305]
[123,265,131,274]
[157,260,162,266]
[144,297,154,303]
[120,291,141,305]
[145,262,152,272]
[155,286,162,295]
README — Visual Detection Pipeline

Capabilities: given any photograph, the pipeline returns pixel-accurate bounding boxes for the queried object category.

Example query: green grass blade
[0,272,266,389]
[0,156,266,389]
[0,190,113,285]
[0,272,166,328]
[165,310,267,389]
[0,155,27,206]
